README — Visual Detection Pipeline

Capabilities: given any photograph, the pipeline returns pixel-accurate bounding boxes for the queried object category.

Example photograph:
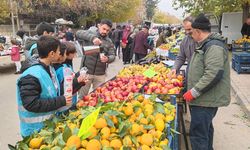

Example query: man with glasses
[172,16,197,74]
[183,14,230,150]
[76,19,115,99]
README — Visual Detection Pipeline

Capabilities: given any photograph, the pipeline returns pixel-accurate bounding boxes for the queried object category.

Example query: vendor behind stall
[241,17,250,37]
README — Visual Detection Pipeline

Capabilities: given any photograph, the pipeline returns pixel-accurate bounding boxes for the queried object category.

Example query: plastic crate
[167,95,179,150]
[232,59,250,74]
[232,52,250,63]
[168,51,177,60]
[232,43,244,52]
[232,42,250,52]
[232,47,245,52]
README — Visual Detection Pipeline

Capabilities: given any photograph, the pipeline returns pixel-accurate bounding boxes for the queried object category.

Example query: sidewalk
[231,67,250,119]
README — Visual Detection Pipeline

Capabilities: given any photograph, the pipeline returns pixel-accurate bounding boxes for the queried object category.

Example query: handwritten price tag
[143,67,157,78]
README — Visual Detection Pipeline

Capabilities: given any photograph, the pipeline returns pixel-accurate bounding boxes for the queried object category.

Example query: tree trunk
[242,3,249,24]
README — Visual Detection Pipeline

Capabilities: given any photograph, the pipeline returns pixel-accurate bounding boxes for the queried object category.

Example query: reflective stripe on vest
[20,114,52,124]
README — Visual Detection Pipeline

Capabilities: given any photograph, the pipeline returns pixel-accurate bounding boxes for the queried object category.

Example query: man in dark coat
[133,26,153,61]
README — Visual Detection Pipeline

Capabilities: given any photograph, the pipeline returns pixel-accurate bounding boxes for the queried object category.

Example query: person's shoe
[14,71,21,74]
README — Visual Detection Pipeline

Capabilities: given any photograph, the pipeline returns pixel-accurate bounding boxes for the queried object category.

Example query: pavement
[231,67,250,119]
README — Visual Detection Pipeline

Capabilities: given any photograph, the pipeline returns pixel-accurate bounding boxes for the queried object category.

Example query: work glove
[183,88,200,102]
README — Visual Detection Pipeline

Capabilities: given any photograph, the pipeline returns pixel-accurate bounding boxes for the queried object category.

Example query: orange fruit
[81,140,88,148]
[137,95,144,102]
[66,135,81,149]
[141,145,151,150]
[130,123,140,135]
[155,118,165,131]
[141,134,153,146]
[165,115,174,122]
[140,118,148,125]
[100,127,111,139]
[124,106,133,116]
[155,113,165,120]
[88,127,97,139]
[110,139,122,149]
[94,118,107,129]
[86,139,101,150]
[101,139,110,147]
[29,137,43,149]
[155,130,163,139]
[159,139,169,147]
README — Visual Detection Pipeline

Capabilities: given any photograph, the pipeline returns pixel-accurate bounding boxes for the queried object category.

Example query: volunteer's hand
[100,55,109,63]
[65,95,72,106]
[93,37,102,45]
[77,74,89,83]
[183,90,194,102]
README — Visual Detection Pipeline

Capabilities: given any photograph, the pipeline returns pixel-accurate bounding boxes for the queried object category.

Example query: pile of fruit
[117,63,184,95]
[77,76,148,107]
[118,63,170,78]
[158,44,171,51]
[117,65,147,78]
[77,63,184,107]
[234,36,250,44]
[15,95,177,150]
[144,74,184,95]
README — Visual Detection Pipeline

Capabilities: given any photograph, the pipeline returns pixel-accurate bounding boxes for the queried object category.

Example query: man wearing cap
[133,26,153,61]
[183,14,230,150]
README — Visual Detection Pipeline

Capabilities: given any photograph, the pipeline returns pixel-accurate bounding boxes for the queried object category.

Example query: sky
[157,0,185,19]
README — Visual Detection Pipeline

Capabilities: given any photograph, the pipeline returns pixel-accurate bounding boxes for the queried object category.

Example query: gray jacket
[173,35,196,71]
[76,29,115,75]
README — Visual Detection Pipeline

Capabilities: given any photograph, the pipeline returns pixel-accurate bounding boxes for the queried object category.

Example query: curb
[231,79,250,120]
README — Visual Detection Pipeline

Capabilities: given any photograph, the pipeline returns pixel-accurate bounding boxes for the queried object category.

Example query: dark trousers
[189,106,218,150]
[135,53,146,62]
[122,47,131,63]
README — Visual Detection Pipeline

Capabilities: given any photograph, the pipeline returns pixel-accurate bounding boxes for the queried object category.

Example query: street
[0,57,250,150]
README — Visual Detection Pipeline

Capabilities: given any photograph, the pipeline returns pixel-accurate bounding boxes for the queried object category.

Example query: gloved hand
[183,90,194,102]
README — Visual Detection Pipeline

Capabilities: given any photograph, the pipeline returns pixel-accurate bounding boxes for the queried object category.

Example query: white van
[221,12,243,44]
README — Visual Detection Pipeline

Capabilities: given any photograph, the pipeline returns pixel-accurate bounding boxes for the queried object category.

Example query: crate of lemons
[14,95,177,150]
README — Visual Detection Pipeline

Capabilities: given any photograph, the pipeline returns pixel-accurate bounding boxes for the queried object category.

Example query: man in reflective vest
[16,36,72,137]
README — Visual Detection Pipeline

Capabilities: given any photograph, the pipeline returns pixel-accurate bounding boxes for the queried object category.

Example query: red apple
[83,95,90,101]
[88,100,97,106]
[121,91,129,97]
[155,88,161,94]
[146,89,152,94]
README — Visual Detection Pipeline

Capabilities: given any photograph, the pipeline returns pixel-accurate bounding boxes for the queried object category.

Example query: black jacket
[241,23,250,37]
[76,29,115,75]
[18,57,66,113]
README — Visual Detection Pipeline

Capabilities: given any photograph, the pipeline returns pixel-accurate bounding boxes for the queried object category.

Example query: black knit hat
[192,13,211,30]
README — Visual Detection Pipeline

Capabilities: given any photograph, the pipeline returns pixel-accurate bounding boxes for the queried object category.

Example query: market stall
[231,37,250,74]
[11,59,187,150]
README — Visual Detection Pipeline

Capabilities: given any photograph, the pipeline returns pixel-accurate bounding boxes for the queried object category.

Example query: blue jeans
[189,106,218,150]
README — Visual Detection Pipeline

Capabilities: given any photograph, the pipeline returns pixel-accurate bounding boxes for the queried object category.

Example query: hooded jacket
[187,33,231,107]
